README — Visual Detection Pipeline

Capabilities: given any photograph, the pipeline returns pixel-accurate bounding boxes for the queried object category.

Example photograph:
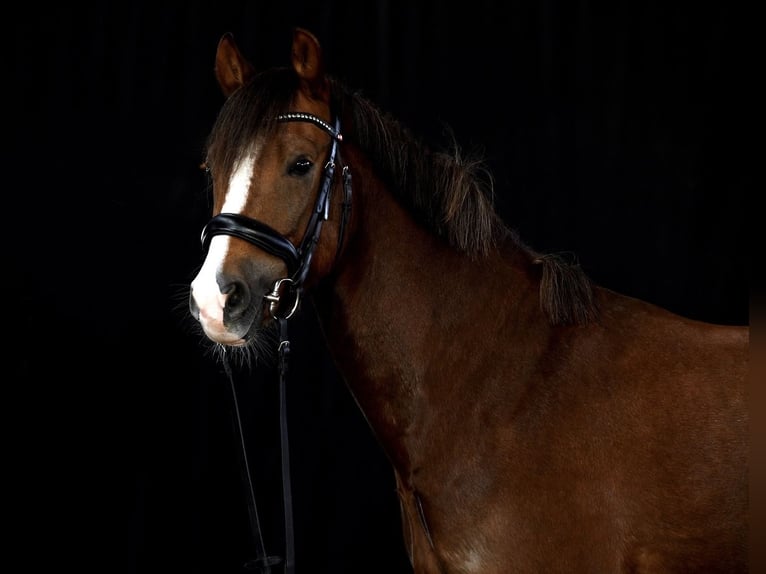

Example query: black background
[11,2,749,573]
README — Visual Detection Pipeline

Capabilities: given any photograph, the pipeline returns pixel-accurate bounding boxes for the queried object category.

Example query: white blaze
[191,150,257,337]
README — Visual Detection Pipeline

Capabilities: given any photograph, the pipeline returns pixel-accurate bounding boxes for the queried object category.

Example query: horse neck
[312,150,542,473]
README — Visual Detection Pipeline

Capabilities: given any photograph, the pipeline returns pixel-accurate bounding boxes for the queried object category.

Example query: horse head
[190,29,350,351]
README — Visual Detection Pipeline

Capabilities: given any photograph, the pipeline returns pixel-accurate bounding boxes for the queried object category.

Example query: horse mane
[332,79,598,325]
[205,68,598,325]
[334,80,504,257]
[532,253,598,324]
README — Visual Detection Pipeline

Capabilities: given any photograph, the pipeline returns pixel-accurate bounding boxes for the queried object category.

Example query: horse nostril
[222,279,251,319]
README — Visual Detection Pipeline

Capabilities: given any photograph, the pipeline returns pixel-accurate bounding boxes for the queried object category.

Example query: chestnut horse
[188,28,749,573]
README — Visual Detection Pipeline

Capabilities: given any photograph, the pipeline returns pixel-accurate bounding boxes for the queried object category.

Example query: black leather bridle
[198,111,351,574]
[200,112,352,318]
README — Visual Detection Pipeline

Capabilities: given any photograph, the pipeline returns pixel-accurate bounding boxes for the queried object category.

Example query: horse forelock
[204,68,297,180]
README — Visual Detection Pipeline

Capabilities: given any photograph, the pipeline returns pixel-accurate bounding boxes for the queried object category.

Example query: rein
[200,112,351,574]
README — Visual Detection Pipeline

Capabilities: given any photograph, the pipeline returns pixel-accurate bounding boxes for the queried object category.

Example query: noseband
[200,112,352,319]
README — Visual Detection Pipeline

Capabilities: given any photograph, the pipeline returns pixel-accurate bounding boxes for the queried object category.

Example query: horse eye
[288,158,313,176]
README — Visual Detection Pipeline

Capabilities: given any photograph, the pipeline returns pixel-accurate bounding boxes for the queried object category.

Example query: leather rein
[199,112,352,573]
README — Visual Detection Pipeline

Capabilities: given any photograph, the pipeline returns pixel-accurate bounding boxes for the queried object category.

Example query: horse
[188,28,749,573]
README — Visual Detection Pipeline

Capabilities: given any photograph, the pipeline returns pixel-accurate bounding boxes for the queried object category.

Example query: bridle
[198,111,352,574]
[201,112,352,319]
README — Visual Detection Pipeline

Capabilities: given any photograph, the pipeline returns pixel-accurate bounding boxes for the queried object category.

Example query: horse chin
[204,316,278,368]
[198,304,265,347]
[201,326,248,347]
[223,308,278,353]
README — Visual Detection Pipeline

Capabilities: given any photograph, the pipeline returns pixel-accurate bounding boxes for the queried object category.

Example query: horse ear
[291,28,329,102]
[214,33,255,97]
